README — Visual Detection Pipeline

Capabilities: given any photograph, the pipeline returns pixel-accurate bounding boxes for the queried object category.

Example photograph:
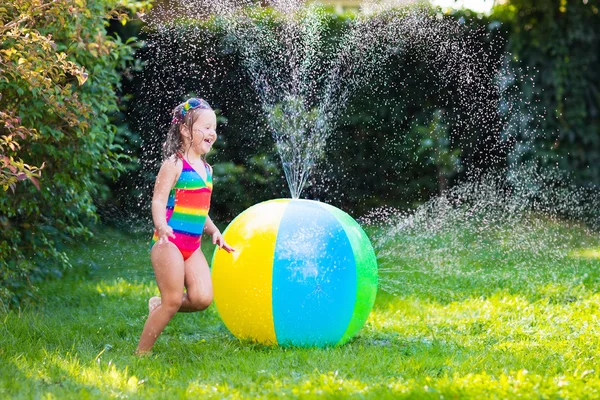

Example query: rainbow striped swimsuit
[151,155,212,260]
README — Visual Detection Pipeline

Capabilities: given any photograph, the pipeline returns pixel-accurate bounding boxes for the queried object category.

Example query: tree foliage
[0,2,88,191]
[0,0,149,305]
[494,0,600,186]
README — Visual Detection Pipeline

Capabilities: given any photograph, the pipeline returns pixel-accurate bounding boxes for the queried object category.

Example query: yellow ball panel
[212,199,289,344]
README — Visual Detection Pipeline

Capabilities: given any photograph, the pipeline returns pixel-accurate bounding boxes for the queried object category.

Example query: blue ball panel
[272,199,357,346]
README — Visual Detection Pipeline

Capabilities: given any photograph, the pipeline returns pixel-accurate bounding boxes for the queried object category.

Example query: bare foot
[148,296,161,316]
[134,348,152,357]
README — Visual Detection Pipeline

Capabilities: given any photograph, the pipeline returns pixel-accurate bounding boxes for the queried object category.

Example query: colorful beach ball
[211,198,378,347]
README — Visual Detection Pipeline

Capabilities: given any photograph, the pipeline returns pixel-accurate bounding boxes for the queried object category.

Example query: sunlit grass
[1,221,599,399]
[571,247,600,259]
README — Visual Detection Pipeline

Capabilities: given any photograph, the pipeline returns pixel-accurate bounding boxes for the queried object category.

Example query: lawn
[1,218,599,399]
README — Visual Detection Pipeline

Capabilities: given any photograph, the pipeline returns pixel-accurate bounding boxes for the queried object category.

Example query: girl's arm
[152,158,180,244]
[205,215,235,253]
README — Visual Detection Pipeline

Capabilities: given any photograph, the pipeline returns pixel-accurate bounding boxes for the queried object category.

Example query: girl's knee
[198,294,213,310]
[161,297,183,313]
[190,293,213,311]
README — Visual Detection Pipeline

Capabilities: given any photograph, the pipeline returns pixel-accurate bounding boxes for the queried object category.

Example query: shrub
[0,0,148,306]
[493,0,600,187]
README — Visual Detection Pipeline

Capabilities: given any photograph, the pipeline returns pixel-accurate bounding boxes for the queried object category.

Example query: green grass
[1,220,600,399]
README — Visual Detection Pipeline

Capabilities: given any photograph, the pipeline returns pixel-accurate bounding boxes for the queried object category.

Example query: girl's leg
[136,242,185,354]
[179,249,213,312]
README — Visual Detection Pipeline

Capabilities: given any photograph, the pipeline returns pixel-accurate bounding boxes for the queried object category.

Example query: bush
[493,0,600,187]
[0,0,148,306]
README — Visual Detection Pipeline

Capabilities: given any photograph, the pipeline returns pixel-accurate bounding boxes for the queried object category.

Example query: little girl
[136,97,234,355]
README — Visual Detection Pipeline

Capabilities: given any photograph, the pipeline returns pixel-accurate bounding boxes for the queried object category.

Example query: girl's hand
[212,231,235,253]
[156,224,175,244]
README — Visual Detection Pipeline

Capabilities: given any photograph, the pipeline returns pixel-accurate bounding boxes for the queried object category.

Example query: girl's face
[181,109,217,156]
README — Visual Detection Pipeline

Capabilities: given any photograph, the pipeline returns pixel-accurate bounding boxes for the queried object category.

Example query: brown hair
[163,100,213,162]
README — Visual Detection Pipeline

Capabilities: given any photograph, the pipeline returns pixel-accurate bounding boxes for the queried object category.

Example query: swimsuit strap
[176,153,201,169]
[177,152,211,181]
[176,152,188,166]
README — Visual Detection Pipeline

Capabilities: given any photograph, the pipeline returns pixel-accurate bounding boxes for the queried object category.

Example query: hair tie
[181,98,212,116]
[171,98,212,125]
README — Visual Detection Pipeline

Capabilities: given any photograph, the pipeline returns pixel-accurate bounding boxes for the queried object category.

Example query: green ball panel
[318,202,379,345]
